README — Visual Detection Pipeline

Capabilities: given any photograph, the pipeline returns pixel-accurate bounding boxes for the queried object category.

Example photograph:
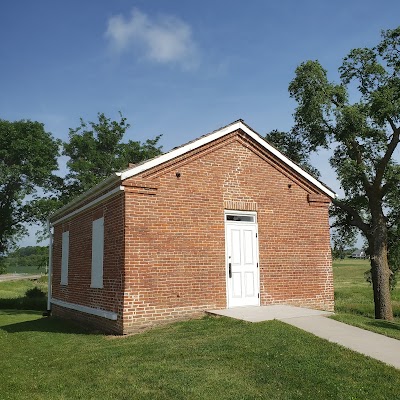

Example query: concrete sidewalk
[207,305,400,369]
[207,305,332,322]
[282,315,400,370]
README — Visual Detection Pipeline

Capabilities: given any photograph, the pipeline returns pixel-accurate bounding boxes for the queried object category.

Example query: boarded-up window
[61,231,69,285]
[91,217,104,288]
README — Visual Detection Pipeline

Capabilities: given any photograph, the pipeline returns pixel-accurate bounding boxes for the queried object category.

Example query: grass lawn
[1,264,400,398]
[1,310,400,400]
[0,276,47,310]
[332,258,400,340]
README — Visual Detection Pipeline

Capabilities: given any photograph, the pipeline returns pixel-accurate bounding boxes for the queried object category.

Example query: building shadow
[0,309,100,335]
[0,296,46,311]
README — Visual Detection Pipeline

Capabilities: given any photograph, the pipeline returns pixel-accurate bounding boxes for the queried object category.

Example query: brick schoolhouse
[48,120,335,334]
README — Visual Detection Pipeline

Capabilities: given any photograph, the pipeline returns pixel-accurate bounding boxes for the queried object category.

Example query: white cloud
[105,9,199,69]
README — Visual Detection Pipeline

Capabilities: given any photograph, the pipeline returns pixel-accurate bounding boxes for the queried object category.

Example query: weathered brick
[50,127,334,334]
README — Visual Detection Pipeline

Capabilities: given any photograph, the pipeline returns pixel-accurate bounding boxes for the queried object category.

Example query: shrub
[25,286,46,298]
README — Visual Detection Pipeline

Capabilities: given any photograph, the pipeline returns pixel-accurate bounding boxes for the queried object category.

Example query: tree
[1,246,48,273]
[62,112,163,202]
[0,120,60,260]
[287,27,400,320]
[331,231,356,260]
[265,129,320,177]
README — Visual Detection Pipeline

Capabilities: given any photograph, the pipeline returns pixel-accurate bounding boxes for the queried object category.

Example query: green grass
[0,276,47,310]
[1,311,400,400]
[332,258,400,339]
[0,265,399,398]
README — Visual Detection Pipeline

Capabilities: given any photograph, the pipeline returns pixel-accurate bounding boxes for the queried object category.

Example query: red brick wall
[51,193,125,334]
[50,129,333,334]
[122,131,333,333]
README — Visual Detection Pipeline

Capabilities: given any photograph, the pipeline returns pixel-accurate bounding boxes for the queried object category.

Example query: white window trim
[91,217,104,288]
[224,209,257,223]
[61,231,69,285]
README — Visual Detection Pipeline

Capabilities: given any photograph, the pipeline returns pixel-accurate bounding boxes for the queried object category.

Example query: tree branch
[375,121,400,187]
[381,182,390,198]
[332,198,370,234]
[387,115,397,132]
[347,138,373,193]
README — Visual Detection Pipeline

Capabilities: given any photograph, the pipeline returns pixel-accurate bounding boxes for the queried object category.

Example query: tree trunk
[368,216,393,320]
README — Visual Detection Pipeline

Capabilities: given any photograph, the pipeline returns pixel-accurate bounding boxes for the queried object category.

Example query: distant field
[4,265,47,274]
[332,258,400,339]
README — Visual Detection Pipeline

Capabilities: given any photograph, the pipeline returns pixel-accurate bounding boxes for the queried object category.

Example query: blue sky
[1,1,400,247]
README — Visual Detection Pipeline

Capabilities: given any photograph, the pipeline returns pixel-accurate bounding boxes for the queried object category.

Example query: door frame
[224,210,260,308]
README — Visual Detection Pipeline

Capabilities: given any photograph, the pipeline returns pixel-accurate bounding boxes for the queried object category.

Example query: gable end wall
[122,131,333,333]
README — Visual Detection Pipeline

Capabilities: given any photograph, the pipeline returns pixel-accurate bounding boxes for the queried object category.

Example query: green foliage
[331,229,357,261]
[25,286,46,298]
[264,129,320,177]
[61,112,163,202]
[0,258,5,275]
[0,119,60,256]
[1,246,48,274]
[285,27,400,318]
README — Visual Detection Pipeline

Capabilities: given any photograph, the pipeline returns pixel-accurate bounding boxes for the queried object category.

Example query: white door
[225,215,259,308]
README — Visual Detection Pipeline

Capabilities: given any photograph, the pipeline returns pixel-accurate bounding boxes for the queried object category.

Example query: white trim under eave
[51,298,118,321]
[51,186,125,226]
[119,121,336,199]
[50,174,120,221]
[119,122,243,181]
[237,123,336,198]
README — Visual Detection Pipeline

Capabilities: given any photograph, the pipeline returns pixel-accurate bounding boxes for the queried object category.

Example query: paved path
[282,315,400,370]
[208,305,332,322]
[208,305,400,369]
[0,273,43,282]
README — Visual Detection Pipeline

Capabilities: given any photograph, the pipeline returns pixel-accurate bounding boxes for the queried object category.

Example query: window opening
[226,214,255,223]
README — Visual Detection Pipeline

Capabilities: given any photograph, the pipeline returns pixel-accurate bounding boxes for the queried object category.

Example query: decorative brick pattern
[51,128,334,334]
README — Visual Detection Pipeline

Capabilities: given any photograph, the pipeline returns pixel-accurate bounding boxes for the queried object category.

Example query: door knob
[228,263,232,278]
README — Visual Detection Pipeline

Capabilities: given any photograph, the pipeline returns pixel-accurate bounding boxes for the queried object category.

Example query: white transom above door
[225,211,260,308]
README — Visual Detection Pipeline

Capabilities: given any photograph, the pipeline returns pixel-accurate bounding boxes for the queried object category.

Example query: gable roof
[118,119,336,197]
[50,120,336,222]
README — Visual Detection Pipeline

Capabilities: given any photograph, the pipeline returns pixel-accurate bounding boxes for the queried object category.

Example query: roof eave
[119,120,336,199]
[49,173,121,222]
[50,119,336,222]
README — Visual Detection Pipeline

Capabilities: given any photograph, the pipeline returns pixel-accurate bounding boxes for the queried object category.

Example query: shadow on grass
[366,319,400,332]
[335,306,374,318]
[0,309,41,316]
[0,309,99,335]
[0,296,47,311]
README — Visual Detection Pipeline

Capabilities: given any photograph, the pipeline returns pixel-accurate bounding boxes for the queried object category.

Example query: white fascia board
[50,174,121,221]
[51,186,124,226]
[237,123,336,199]
[120,121,336,198]
[51,298,118,320]
[119,122,243,181]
